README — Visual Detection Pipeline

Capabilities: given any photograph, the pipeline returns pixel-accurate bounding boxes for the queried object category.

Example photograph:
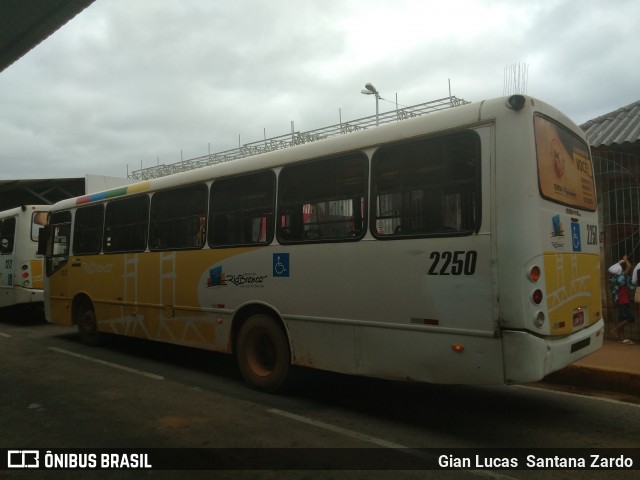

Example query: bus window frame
[103,195,150,254]
[208,170,276,248]
[73,204,105,255]
[150,183,208,251]
[370,130,482,240]
[276,152,368,244]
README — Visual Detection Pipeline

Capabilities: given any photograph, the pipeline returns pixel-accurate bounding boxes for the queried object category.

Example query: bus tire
[236,314,290,393]
[76,301,101,346]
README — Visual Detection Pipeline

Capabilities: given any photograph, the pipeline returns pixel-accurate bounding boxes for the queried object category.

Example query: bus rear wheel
[76,301,101,346]
[236,314,290,393]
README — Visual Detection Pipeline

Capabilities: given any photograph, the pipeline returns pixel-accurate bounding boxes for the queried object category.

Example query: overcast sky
[1,0,638,180]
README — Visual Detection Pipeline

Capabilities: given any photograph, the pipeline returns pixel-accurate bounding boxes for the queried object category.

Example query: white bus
[1,205,50,310]
[43,95,603,392]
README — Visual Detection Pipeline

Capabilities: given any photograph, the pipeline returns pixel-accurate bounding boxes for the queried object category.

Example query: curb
[542,365,640,396]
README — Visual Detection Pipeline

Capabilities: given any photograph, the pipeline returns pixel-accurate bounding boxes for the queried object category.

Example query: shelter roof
[0,178,84,211]
[0,0,94,73]
[581,100,640,148]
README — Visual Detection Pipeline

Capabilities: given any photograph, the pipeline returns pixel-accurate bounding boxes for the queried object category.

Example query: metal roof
[580,100,640,148]
[0,178,84,211]
[0,0,95,73]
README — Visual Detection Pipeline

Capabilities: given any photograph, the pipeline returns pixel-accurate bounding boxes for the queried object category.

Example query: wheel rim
[246,330,276,377]
[79,310,95,336]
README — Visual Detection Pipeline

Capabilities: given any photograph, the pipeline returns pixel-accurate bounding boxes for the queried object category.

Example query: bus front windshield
[535,114,596,212]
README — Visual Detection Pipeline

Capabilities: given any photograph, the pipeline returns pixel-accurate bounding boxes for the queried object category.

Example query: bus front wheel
[236,314,290,393]
[76,301,101,346]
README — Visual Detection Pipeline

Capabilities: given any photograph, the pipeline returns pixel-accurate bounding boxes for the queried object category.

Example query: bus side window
[372,130,481,238]
[209,171,275,247]
[104,196,149,253]
[277,153,368,243]
[149,184,208,251]
[73,204,104,255]
[0,217,16,254]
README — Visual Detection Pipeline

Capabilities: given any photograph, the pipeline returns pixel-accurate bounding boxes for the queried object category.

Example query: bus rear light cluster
[20,265,31,287]
[528,265,545,327]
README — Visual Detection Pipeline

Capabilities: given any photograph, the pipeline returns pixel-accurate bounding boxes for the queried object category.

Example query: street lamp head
[364,82,378,95]
[361,89,374,95]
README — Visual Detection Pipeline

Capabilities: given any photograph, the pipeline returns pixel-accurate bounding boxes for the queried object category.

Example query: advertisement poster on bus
[534,115,596,211]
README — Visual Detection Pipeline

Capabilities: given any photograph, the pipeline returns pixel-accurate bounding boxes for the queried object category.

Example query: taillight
[532,289,543,305]
[529,266,541,282]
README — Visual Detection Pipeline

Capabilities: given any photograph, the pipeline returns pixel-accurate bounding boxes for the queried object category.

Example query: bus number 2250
[428,251,478,276]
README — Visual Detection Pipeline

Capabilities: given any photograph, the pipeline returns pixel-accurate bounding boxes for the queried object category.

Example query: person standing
[609,256,635,344]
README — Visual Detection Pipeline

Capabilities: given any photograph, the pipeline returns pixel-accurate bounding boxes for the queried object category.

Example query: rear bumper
[502,319,605,383]
[14,287,44,305]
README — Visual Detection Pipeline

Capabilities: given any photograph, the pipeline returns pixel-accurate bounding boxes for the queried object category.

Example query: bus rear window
[31,211,49,242]
[535,114,596,211]
[0,217,16,254]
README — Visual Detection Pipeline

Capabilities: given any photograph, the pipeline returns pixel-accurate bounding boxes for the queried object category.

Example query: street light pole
[361,82,380,126]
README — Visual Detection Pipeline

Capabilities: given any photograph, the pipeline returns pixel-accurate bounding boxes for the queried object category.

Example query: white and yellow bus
[1,205,50,310]
[43,95,603,392]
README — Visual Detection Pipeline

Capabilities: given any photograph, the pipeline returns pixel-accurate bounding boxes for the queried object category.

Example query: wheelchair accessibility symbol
[571,222,581,252]
[273,253,289,277]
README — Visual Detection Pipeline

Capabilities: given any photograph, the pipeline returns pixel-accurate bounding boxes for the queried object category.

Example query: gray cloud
[1,0,638,180]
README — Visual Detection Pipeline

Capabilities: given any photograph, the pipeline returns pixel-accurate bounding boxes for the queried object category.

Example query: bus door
[30,211,49,290]
[0,217,17,304]
[45,212,72,324]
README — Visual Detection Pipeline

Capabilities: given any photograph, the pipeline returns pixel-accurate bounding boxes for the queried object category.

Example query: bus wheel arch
[72,294,102,346]
[233,304,291,393]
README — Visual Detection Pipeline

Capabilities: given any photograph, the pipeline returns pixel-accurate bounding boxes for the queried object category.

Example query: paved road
[1,316,639,480]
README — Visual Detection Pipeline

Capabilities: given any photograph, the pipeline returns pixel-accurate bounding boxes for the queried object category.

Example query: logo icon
[8,450,39,468]
[551,215,564,237]
[273,253,289,277]
[206,265,226,287]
